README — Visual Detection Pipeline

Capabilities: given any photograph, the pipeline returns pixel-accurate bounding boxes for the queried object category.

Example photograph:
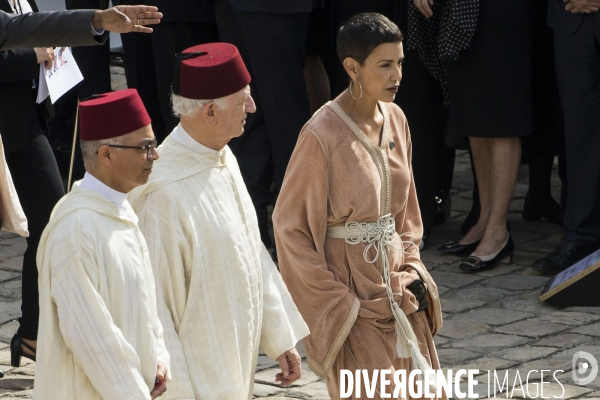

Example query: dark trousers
[393,1,454,236]
[554,15,600,247]
[215,0,311,245]
[8,130,65,340]
[121,22,219,142]
[394,47,453,236]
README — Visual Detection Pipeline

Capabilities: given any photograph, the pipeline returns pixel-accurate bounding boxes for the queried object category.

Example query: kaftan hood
[46,182,138,233]
[128,134,231,203]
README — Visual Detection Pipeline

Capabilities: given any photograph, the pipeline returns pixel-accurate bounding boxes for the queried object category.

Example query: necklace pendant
[389,141,395,150]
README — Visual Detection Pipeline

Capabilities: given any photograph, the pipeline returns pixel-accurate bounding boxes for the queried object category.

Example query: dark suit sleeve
[0,10,108,50]
[0,48,38,82]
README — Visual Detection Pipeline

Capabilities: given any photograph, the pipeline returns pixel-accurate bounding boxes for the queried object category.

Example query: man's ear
[203,102,217,126]
[97,145,113,167]
[343,57,360,81]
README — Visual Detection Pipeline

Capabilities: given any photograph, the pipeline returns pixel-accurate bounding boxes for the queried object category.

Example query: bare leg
[459,137,492,244]
[472,137,521,256]
[303,55,331,114]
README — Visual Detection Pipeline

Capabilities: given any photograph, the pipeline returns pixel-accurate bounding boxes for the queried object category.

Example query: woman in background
[434,0,534,272]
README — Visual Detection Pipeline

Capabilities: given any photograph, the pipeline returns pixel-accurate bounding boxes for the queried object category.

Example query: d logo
[572,351,598,386]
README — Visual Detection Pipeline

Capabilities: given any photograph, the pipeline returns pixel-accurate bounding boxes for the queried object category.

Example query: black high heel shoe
[438,240,481,256]
[10,334,36,367]
[459,235,515,273]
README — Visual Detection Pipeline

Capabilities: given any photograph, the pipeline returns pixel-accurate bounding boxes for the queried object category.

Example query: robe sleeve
[151,267,171,382]
[49,229,151,400]
[273,129,360,378]
[258,244,310,360]
[137,194,196,399]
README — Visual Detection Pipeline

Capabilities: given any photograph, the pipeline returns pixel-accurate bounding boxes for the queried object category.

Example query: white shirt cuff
[91,23,105,36]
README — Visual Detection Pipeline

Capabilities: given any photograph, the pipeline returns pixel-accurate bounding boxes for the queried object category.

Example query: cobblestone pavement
[0,68,598,399]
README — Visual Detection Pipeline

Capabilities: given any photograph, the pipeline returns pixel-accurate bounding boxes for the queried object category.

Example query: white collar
[79,172,128,206]
[78,172,138,222]
[172,123,224,157]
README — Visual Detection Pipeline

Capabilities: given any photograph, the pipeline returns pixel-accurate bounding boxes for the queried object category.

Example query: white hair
[80,136,126,169]
[171,93,229,117]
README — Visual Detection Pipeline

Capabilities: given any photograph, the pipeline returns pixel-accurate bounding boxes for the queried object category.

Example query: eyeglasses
[96,139,158,159]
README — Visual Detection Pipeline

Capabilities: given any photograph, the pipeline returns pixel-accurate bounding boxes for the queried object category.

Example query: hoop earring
[349,79,363,100]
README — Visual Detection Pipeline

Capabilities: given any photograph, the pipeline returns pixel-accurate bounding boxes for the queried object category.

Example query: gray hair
[80,136,126,169]
[171,93,229,117]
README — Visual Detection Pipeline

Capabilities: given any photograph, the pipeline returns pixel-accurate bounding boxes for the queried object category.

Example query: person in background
[393,0,454,245]
[117,0,219,142]
[46,0,113,184]
[304,4,331,114]
[0,0,68,368]
[1,0,162,367]
[214,0,317,249]
[435,0,534,273]
[521,0,565,227]
[533,0,600,274]
[66,0,112,99]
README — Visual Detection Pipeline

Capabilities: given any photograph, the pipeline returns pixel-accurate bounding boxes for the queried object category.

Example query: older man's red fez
[79,89,151,141]
[172,42,251,100]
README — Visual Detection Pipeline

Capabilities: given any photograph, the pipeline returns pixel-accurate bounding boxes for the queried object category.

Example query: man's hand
[92,6,163,34]
[34,47,54,69]
[150,362,168,399]
[275,348,302,386]
[414,0,434,18]
[564,0,600,13]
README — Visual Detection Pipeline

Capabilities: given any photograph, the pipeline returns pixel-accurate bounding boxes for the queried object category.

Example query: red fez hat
[172,42,251,100]
[79,89,151,141]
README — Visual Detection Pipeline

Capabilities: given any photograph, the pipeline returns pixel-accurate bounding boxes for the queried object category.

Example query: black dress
[446,0,534,139]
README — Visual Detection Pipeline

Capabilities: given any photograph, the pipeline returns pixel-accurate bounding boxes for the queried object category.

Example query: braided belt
[325,214,435,376]
[327,214,415,266]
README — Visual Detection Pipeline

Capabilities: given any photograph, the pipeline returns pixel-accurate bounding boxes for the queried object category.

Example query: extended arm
[0,6,162,50]
[1,10,104,50]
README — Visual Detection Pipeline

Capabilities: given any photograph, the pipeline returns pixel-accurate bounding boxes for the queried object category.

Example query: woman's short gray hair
[171,94,229,117]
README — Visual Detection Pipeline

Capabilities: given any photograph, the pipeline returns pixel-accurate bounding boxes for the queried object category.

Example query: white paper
[36,47,83,104]
[36,64,49,104]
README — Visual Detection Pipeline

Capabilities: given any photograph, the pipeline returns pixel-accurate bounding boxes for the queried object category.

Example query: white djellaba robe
[34,176,170,400]
[128,124,310,400]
